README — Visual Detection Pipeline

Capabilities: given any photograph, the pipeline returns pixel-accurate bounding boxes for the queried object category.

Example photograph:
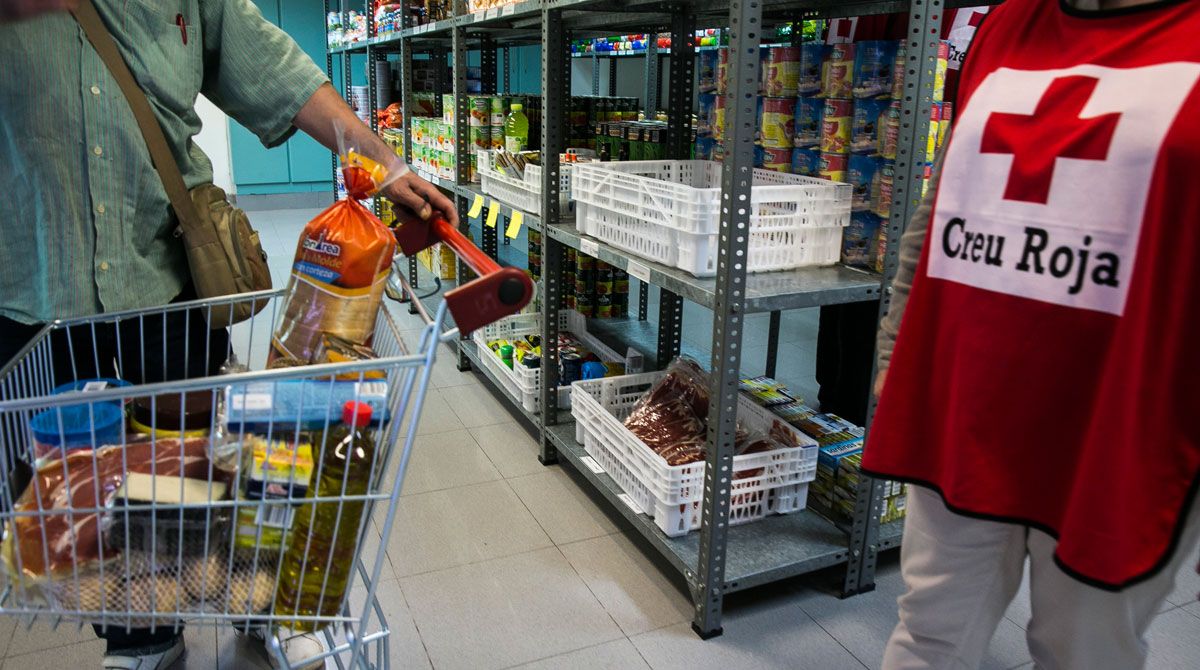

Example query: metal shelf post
[398,1,419,297]
[692,0,763,638]
[366,1,382,220]
[325,0,338,200]
[538,5,569,465]
[452,0,473,371]
[643,34,658,118]
[852,0,946,595]
[654,6,694,368]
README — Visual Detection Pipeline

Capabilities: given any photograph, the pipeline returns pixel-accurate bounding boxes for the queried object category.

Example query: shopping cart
[0,215,532,670]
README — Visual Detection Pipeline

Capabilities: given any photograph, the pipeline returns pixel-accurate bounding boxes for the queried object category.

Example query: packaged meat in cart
[271,124,399,364]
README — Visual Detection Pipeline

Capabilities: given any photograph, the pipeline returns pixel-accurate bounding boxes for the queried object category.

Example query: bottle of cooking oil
[273,401,375,631]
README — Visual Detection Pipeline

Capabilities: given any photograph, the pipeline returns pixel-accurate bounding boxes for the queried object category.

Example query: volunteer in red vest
[867,0,1200,667]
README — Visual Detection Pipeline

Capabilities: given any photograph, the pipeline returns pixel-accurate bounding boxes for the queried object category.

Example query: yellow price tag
[506,211,524,239]
[468,194,484,218]
[485,200,500,228]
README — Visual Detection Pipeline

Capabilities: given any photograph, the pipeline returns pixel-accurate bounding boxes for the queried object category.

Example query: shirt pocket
[120,1,203,110]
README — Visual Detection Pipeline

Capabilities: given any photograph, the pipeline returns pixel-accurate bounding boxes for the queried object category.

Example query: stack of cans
[528,229,542,280]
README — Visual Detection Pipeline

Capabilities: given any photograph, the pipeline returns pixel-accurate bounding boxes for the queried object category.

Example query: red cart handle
[392,211,534,334]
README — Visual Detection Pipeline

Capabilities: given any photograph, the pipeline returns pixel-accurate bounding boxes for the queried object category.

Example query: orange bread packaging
[272,147,398,363]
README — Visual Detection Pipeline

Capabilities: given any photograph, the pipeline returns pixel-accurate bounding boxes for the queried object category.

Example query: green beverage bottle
[273,401,376,631]
[504,103,529,153]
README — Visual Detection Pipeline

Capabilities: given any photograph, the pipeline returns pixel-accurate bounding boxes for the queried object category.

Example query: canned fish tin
[698,49,719,93]
[890,45,907,100]
[792,147,821,177]
[697,93,717,137]
[798,42,827,95]
[596,294,612,319]
[851,98,889,154]
[853,41,899,99]
[848,154,881,212]
[927,103,942,159]
[873,161,895,218]
[822,43,855,99]
[821,99,853,154]
[760,147,792,173]
[713,95,727,141]
[613,268,629,294]
[717,48,728,95]
[938,101,953,150]
[760,97,795,148]
[793,96,822,147]
[934,41,949,103]
[879,100,901,159]
[819,152,848,182]
[762,46,800,97]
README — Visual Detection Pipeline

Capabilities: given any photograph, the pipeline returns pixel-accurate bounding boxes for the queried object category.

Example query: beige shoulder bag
[71,0,271,329]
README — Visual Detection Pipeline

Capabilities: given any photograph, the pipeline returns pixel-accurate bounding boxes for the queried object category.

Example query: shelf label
[485,199,500,228]
[580,456,605,475]
[486,7,499,19]
[468,193,484,218]
[580,238,599,257]
[616,493,643,515]
[501,4,516,15]
[506,210,524,239]
[627,261,651,284]
[474,11,486,22]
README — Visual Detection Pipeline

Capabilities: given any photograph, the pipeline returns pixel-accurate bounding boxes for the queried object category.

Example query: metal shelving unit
[326,0,969,639]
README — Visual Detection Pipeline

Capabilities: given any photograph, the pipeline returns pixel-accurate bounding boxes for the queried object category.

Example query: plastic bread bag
[270,122,400,364]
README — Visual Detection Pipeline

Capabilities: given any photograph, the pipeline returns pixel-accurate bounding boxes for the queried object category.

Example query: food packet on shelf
[270,124,400,364]
[622,357,711,464]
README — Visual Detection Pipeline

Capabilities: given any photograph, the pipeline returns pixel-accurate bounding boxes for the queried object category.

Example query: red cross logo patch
[926,63,1200,315]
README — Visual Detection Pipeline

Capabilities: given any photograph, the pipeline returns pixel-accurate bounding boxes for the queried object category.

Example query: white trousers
[882,486,1200,670]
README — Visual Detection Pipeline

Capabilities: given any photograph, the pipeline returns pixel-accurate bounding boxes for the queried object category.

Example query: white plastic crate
[570,160,851,235]
[478,150,572,217]
[570,371,818,537]
[472,310,626,414]
[577,202,845,277]
[572,160,850,277]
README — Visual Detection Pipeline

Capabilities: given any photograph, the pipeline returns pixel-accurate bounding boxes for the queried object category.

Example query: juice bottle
[273,401,376,631]
[504,103,529,153]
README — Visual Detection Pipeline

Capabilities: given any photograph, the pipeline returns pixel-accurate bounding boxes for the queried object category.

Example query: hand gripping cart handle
[392,211,534,334]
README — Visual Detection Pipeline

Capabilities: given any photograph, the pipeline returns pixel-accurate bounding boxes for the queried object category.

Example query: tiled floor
[5,207,1197,669]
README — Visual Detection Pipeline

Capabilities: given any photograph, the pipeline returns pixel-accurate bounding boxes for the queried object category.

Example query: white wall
[194,95,235,194]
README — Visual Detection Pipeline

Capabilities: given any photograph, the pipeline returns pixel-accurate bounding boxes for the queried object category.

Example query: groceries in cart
[270,123,399,365]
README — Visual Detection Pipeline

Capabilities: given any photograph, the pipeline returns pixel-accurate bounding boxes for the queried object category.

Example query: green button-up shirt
[0,0,328,324]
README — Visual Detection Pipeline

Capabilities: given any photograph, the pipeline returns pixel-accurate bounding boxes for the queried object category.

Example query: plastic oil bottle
[273,401,376,631]
[504,103,529,153]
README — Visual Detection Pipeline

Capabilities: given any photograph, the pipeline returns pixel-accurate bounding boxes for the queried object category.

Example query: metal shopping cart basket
[0,215,532,670]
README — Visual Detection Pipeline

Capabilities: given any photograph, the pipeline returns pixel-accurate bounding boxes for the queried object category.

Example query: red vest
[864,0,1200,589]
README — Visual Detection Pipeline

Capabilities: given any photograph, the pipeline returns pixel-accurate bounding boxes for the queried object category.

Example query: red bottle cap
[342,400,373,427]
